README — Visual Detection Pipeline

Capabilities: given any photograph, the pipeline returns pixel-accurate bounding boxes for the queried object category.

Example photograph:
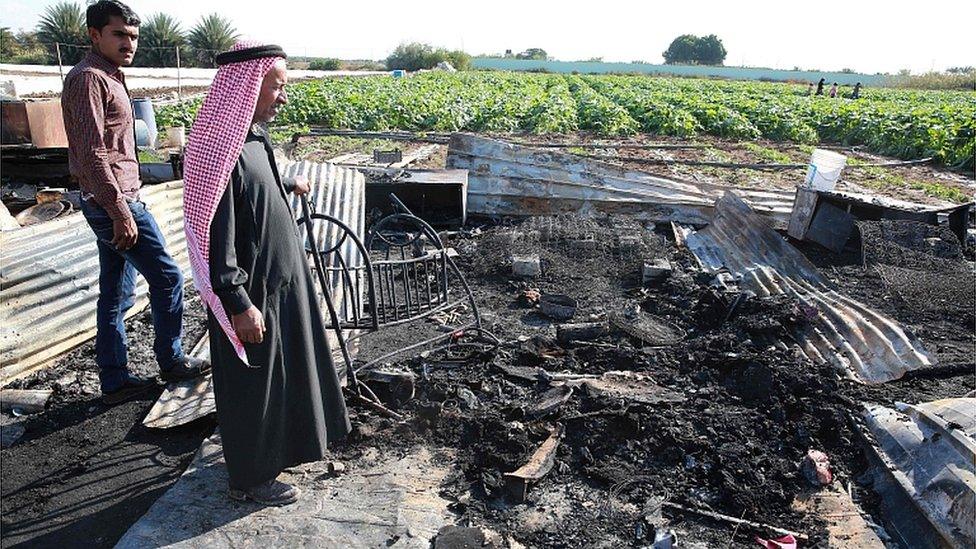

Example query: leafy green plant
[157,72,976,171]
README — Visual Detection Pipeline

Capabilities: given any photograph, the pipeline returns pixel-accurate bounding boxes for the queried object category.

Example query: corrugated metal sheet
[1,161,365,387]
[681,192,934,384]
[0,181,190,384]
[142,334,213,429]
[446,133,796,225]
[862,398,975,548]
[282,159,366,329]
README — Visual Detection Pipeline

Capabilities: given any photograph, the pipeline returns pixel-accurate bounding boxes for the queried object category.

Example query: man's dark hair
[86,0,141,30]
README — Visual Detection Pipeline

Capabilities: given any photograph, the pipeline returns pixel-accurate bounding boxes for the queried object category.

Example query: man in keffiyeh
[183,41,350,506]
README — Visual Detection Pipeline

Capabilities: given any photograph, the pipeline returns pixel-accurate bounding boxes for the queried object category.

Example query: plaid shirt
[62,50,139,222]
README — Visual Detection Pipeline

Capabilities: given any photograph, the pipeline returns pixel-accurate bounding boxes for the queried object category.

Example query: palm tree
[35,1,87,64]
[137,13,186,67]
[188,14,237,68]
[1,27,17,62]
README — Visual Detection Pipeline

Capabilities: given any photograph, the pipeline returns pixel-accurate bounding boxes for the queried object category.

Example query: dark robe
[207,127,350,489]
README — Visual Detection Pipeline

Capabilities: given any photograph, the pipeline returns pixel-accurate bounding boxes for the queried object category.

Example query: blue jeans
[81,198,185,392]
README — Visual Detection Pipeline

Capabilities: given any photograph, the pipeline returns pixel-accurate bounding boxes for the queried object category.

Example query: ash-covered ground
[3,212,972,548]
[348,213,974,547]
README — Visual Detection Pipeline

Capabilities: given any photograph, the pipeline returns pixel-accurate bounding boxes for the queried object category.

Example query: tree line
[1,1,239,68]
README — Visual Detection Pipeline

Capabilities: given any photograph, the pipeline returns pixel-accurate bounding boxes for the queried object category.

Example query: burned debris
[2,128,974,548]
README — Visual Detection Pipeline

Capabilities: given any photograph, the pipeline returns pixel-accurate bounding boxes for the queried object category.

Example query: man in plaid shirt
[62,0,209,405]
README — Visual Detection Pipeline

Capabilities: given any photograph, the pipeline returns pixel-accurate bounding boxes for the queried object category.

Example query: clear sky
[3,0,973,74]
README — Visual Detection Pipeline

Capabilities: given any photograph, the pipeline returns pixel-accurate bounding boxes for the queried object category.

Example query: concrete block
[618,235,641,252]
[642,259,672,283]
[512,255,541,277]
[570,238,600,254]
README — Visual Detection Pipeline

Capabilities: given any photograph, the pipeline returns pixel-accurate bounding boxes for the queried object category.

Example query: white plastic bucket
[803,148,847,191]
[165,126,186,148]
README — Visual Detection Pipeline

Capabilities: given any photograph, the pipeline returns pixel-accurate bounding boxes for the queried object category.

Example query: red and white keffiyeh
[183,41,283,364]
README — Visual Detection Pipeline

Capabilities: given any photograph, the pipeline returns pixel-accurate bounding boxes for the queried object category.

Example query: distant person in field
[829,83,838,98]
[851,82,862,99]
[816,77,825,95]
[807,82,814,95]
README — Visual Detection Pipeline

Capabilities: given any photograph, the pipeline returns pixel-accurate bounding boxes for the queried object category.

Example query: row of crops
[157,72,976,169]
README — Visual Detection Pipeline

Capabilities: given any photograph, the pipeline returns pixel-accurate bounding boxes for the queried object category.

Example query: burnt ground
[2,137,973,547]
[348,214,974,547]
[0,290,215,549]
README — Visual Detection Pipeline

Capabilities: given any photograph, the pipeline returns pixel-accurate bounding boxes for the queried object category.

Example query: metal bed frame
[297,194,495,415]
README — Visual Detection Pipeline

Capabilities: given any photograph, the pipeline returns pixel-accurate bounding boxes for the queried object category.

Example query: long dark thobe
[208,128,350,489]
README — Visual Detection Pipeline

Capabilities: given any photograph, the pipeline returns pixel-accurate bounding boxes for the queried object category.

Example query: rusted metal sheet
[861,398,975,549]
[681,192,934,384]
[1,101,31,144]
[446,134,795,225]
[24,100,68,149]
[0,181,190,385]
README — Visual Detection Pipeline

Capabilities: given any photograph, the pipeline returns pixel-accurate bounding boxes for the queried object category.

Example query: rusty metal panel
[446,133,795,225]
[682,192,934,384]
[1,101,31,144]
[24,100,68,149]
[862,398,975,548]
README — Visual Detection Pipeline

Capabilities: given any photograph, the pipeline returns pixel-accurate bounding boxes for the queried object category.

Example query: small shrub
[386,42,470,71]
[308,58,341,71]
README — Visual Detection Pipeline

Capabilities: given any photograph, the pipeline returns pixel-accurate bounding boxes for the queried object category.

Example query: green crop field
[157,72,976,170]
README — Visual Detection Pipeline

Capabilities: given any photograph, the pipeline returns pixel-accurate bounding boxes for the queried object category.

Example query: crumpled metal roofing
[446,133,796,225]
[681,192,935,384]
[862,398,975,548]
[0,160,365,387]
